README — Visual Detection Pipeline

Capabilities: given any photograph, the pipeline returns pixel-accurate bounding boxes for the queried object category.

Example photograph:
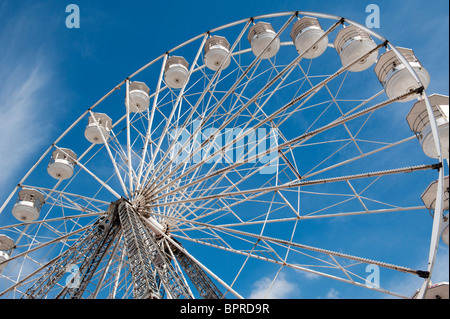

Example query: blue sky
[0,0,448,191]
[0,0,448,299]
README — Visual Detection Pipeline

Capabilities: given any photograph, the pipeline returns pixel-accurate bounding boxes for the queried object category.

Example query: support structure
[117,200,162,299]
[23,206,121,299]
[57,211,121,299]
[21,199,217,299]
[118,200,193,299]
[172,240,224,299]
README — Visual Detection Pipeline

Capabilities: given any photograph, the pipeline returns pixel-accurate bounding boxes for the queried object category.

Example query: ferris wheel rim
[0,10,447,299]
[0,11,437,212]
[1,10,440,214]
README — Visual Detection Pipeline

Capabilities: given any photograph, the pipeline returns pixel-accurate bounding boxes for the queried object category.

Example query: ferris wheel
[0,11,448,299]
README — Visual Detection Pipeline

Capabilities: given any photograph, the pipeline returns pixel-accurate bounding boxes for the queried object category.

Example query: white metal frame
[0,11,446,299]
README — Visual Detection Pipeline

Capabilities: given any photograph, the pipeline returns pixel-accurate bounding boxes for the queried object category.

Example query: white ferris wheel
[0,11,448,299]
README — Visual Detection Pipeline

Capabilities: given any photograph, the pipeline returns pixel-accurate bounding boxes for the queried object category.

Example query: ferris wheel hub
[128,195,168,236]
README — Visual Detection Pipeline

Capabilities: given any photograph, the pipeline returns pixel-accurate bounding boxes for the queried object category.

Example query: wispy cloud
[0,3,59,195]
[249,272,299,299]
[384,247,449,298]
[325,288,341,299]
[431,247,450,283]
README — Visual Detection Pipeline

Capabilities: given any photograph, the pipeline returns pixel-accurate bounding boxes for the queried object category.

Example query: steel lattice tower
[21,199,223,299]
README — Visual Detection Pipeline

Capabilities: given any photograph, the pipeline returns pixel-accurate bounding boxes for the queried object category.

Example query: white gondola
[412,282,449,299]
[47,148,77,180]
[0,235,14,272]
[421,176,449,246]
[421,176,449,211]
[290,16,328,59]
[442,213,449,246]
[375,47,430,102]
[11,188,45,222]
[0,235,14,251]
[406,94,449,159]
[204,36,231,71]
[334,25,378,72]
[164,56,189,89]
[0,251,9,273]
[84,112,113,144]
[125,81,150,113]
[247,22,280,59]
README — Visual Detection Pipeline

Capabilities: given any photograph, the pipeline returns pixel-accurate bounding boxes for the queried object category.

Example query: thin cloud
[249,272,299,299]
[0,3,59,195]
[325,288,341,299]
[431,247,450,283]
[384,247,449,298]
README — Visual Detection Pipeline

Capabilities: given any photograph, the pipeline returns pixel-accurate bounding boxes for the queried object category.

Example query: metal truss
[22,205,120,299]
[171,239,224,299]
[18,199,221,299]
[118,200,193,299]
